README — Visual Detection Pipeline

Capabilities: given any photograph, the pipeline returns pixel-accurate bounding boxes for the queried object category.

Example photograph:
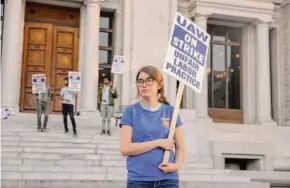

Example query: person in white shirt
[60,77,77,136]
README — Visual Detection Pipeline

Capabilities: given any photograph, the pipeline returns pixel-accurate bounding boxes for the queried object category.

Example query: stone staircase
[1,113,270,188]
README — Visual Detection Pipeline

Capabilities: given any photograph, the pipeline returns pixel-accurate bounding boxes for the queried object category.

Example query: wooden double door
[20,22,79,112]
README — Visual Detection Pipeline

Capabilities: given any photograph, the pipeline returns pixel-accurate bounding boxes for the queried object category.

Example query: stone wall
[282,2,290,126]
[122,0,177,105]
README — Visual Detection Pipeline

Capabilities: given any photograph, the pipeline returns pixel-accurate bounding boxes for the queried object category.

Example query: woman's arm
[174,126,185,168]
[120,125,160,156]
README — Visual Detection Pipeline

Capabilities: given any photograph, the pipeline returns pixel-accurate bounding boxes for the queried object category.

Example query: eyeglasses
[136,77,154,87]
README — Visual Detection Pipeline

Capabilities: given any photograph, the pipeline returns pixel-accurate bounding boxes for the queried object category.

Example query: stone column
[1,0,24,110]
[80,0,102,115]
[76,6,86,113]
[256,22,272,123]
[194,14,209,119]
[184,87,194,109]
[113,9,123,112]
[122,0,133,106]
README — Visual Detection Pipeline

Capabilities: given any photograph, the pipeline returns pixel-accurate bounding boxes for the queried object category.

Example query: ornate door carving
[20,23,78,113]
[51,26,79,112]
[21,3,80,113]
[20,23,53,112]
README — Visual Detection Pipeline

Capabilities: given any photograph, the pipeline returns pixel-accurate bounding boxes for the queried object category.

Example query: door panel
[51,26,79,112]
[20,23,53,111]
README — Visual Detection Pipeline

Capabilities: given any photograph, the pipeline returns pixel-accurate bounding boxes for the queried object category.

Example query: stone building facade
[1,0,290,186]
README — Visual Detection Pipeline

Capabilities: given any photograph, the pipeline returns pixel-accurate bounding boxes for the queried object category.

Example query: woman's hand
[158,163,179,173]
[157,139,175,151]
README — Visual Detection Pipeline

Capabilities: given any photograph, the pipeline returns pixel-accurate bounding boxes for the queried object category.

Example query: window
[225,157,261,171]
[99,11,114,85]
[207,26,242,123]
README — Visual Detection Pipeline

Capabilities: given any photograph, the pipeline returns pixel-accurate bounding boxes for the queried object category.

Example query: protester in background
[60,77,77,137]
[119,66,185,188]
[98,76,118,136]
[35,84,53,132]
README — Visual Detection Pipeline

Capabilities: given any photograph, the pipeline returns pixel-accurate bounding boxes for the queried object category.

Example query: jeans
[36,101,50,129]
[127,179,179,188]
[62,103,77,133]
[100,104,114,132]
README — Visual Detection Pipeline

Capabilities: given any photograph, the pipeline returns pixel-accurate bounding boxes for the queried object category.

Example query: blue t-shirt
[120,102,183,181]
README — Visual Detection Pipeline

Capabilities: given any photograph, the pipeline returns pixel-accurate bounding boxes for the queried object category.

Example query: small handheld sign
[1,108,8,119]
[111,55,125,88]
[68,72,81,92]
[162,12,211,164]
[32,74,46,111]
[4,107,15,116]
[32,74,46,94]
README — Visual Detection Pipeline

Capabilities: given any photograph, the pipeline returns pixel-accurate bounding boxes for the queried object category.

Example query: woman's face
[64,79,68,86]
[137,72,159,98]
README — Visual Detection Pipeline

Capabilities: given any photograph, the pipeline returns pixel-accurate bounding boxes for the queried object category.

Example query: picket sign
[68,71,81,92]
[32,74,46,111]
[111,55,125,88]
[0,106,17,119]
[162,12,211,164]
[1,108,8,119]
[32,74,46,94]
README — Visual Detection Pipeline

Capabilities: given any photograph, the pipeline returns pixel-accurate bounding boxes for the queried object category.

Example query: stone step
[1,152,209,169]
[1,180,270,188]
[1,119,117,127]
[2,140,119,148]
[2,141,97,148]
[2,146,95,154]
[1,171,250,182]
[2,158,126,167]
[2,118,113,126]
[2,147,120,156]
[1,127,117,133]
[1,128,97,133]
[2,131,119,138]
[2,164,232,175]
[3,115,266,188]
[1,136,119,144]
[2,152,125,160]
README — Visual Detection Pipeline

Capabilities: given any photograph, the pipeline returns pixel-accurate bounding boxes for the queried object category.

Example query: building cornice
[281,0,290,7]
[189,0,274,22]
[84,0,103,6]
[178,0,190,18]
[27,0,82,8]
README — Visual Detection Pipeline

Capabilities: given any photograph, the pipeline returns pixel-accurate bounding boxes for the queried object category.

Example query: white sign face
[1,108,7,119]
[163,12,211,93]
[68,72,81,91]
[111,55,125,74]
[4,107,15,116]
[32,74,46,94]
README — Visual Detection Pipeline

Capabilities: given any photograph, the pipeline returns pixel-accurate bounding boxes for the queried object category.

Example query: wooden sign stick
[113,74,118,88]
[162,82,185,164]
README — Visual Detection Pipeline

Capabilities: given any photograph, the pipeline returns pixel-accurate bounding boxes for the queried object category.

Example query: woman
[120,66,185,188]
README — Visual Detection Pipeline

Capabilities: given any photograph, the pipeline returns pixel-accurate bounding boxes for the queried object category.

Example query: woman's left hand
[158,163,179,173]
